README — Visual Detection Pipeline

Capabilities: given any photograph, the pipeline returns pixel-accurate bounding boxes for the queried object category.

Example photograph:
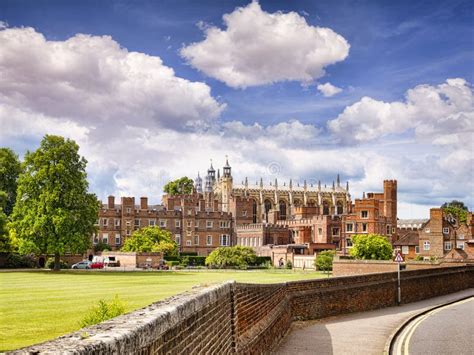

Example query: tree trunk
[54,252,61,271]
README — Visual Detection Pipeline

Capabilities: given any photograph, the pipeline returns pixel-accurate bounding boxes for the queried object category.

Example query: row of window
[100,218,231,229]
[175,234,230,247]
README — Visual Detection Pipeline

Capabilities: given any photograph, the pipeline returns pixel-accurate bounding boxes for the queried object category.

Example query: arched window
[252,200,257,223]
[293,199,302,208]
[264,200,272,222]
[279,200,287,220]
[323,201,330,215]
[308,199,316,207]
[336,201,344,215]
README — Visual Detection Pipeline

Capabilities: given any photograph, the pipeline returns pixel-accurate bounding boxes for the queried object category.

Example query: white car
[72,260,91,269]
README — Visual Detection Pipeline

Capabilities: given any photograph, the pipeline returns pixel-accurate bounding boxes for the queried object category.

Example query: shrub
[168,261,180,267]
[285,260,293,269]
[80,295,126,328]
[46,257,69,269]
[3,253,36,268]
[349,234,393,260]
[253,256,272,266]
[314,250,335,274]
[205,246,256,269]
[179,256,189,267]
[414,255,423,261]
[187,256,206,266]
[93,241,111,253]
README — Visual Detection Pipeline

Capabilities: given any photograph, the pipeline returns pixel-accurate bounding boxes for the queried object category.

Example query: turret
[223,156,231,177]
[195,172,203,193]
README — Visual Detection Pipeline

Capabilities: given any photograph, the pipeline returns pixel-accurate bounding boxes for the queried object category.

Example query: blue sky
[0,0,473,217]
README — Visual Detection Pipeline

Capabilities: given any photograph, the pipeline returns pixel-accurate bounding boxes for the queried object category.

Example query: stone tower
[221,157,233,212]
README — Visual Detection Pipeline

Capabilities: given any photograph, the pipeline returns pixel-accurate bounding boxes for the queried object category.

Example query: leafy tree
[163,177,194,195]
[441,200,469,223]
[314,250,335,275]
[0,148,22,215]
[349,234,393,260]
[205,246,256,269]
[0,191,11,252]
[94,241,111,253]
[121,226,178,256]
[10,135,100,271]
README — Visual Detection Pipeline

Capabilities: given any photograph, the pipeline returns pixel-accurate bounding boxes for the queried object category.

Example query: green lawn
[0,269,325,351]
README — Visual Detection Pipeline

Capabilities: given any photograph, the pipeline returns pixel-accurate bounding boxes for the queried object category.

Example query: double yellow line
[393,297,473,355]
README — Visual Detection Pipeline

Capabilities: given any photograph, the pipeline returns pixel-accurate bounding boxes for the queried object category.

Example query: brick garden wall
[15,266,474,354]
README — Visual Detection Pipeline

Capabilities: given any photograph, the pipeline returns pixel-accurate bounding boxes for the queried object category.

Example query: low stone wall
[15,266,474,354]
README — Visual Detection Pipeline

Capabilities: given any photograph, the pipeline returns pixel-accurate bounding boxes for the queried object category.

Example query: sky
[0,0,473,218]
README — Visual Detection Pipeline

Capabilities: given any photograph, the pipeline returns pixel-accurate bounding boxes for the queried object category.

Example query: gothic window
[336,201,343,215]
[252,200,257,223]
[308,199,316,207]
[279,200,287,220]
[323,201,330,215]
[294,199,302,208]
[264,199,272,223]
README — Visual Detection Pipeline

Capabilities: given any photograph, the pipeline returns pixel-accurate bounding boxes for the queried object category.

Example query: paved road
[392,297,473,355]
[275,289,474,355]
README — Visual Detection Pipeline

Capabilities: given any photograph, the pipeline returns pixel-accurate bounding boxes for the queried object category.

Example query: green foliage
[168,260,180,267]
[314,250,335,272]
[46,257,69,269]
[349,234,393,260]
[121,226,178,256]
[285,260,293,269]
[80,295,126,328]
[414,255,423,261]
[0,191,10,252]
[93,241,111,253]
[3,253,36,268]
[0,148,22,216]
[163,177,194,196]
[205,246,257,269]
[9,135,100,271]
[253,256,272,266]
[441,200,468,223]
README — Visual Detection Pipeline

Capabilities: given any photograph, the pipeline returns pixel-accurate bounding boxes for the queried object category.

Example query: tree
[441,200,469,223]
[0,191,11,252]
[163,177,194,196]
[0,148,22,215]
[314,250,335,276]
[121,226,178,256]
[349,234,393,260]
[10,135,100,271]
[205,246,256,269]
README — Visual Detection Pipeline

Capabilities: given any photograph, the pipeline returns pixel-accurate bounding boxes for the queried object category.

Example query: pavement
[392,297,473,355]
[275,288,474,355]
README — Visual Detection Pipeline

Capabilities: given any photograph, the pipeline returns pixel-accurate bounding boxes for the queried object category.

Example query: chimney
[140,197,148,210]
[108,196,115,209]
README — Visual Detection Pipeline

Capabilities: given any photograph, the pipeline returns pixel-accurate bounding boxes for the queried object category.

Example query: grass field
[0,269,326,351]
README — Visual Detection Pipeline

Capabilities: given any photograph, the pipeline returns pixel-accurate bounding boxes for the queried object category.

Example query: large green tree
[349,234,393,260]
[163,177,194,195]
[441,200,469,223]
[0,148,22,216]
[10,135,99,270]
[0,191,11,252]
[121,226,178,256]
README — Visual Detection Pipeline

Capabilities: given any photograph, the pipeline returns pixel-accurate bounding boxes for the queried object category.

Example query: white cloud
[0,27,225,130]
[327,78,474,145]
[0,21,8,30]
[317,82,343,97]
[180,1,349,88]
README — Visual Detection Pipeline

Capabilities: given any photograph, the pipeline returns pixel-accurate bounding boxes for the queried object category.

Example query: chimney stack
[108,196,115,209]
[140,197,148,210]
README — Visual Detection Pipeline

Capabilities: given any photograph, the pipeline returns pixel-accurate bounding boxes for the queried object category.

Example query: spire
[274,178,278,189]
[245,177,248,188]
[332,181,335,190]
[337,174,340,187]
[363,192,366,199]
[217,169,220,179]
[318,180,321,191]
[346,181,349,191]
[223,155,232,177]
[289,179,293,189]
[260,177,263,188]
[304,180,307,190]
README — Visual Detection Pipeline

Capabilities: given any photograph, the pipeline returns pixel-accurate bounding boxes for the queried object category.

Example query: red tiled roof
[393,231,419,246]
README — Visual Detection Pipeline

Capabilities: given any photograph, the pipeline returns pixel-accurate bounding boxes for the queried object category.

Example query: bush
[349,234,393,260]
[187,256,206,266]
[414,255,423,261]
[252,256,272,266]
[80,295,126,328]
[3,253,36,268]
[314,250,335,273]
[168,260,180,267]
[205,246,256,269]
[180,252,198,256]
[285,260,293,269]
[93,241,111,253]
[46,257,69,269]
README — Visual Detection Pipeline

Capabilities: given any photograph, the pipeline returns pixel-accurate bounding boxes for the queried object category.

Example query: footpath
[275,288,474,355]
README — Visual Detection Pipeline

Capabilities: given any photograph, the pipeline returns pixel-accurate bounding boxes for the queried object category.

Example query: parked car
[72,261,91,269]
[90,261,104,269]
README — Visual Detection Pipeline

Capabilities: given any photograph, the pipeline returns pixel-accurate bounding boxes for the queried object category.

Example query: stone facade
[17,266,474,354]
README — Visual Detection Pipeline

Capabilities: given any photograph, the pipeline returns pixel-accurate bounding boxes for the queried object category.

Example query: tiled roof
[393,231,419,246]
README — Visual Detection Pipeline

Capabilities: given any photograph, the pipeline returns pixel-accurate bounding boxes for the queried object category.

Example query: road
[275,289,473,355]
[392,297,474,355]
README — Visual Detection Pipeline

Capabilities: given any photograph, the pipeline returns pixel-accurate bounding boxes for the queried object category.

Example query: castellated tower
[383,180,397,225]
[221,157,233,212]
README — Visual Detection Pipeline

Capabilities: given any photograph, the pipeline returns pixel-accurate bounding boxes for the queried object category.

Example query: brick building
[418,208,474,261]
[95,193,233,256]
[341,180,398,255]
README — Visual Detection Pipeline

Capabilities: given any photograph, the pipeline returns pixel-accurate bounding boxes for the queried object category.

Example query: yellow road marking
[394,297,473,355]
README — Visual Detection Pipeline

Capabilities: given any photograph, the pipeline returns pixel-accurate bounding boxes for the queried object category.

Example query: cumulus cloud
[180,1,349,88]
[0,27,225,130]
[327,78,474,145]
[317,82,343,97]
